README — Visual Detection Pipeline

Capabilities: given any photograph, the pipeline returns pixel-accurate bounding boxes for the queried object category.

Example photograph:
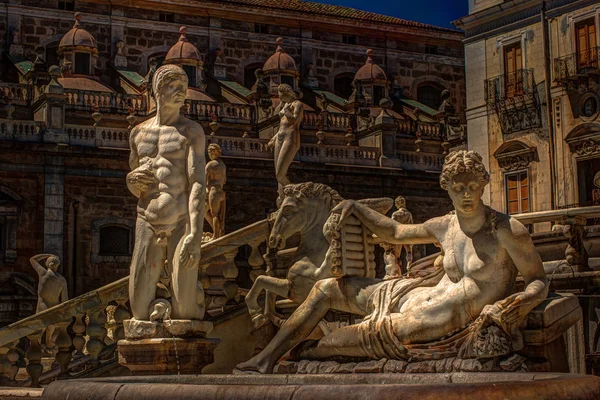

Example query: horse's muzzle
[268,234,286,250]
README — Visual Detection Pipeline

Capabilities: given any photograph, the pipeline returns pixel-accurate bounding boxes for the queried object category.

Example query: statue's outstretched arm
[333,200,438,245]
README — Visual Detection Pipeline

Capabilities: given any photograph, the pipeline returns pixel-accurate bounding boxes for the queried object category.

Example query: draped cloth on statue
[356,267,475,361]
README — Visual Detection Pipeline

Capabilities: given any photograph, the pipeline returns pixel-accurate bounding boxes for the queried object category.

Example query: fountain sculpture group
[36,64,600,398]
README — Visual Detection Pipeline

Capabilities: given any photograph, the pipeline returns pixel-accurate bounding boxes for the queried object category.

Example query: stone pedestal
[118,319,219,375]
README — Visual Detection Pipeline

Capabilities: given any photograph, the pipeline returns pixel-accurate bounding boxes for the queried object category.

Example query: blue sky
[316,0,468,29]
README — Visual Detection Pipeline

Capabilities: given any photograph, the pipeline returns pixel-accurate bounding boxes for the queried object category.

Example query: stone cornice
[494,146,539,171]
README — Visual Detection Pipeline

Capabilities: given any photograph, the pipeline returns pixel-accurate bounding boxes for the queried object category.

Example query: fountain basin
[42,372,600,400]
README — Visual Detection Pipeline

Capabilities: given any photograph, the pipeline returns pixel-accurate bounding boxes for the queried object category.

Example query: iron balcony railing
[554,46,600,82]
[484,69,536,106]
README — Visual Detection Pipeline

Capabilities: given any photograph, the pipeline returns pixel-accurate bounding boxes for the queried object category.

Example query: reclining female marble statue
[236,150,549,374]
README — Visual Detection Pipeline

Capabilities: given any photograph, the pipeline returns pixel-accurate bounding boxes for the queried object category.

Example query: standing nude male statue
[126,64,206,321]
[204,143,226,240]
[236,150,548,373]
[30,254,68,347]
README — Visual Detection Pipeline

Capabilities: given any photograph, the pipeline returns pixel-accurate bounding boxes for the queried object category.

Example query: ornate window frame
[567,7,600,55]
[496,30,529,76]
[91,218,135,264]
[493,140,539,172]
[565,122,600,159]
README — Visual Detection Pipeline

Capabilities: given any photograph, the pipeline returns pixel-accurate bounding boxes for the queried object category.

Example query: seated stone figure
[236,150,549,374]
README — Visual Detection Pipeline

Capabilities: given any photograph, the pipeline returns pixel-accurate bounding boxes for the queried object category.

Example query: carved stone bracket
[565,123,600,158]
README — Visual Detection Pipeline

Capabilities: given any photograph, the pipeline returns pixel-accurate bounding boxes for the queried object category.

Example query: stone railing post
[112,298,130,343]
[72,313,87,357]
[25,332,43,388]
[561,216,590,272]
[86,308,107,366]
[248,240,266,282]
[54,320,73,379]
[222,248,239,305]
[0,341,19,385]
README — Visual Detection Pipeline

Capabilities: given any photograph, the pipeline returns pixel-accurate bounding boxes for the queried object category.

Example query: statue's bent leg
[170,222,204,320]
[293,324,369,360]
[129,218,165,320]
[275,140,298,187]
[235,277,380,373]
[244,276,291,327]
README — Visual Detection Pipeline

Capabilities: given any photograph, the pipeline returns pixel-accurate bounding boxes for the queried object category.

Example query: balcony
[64,89,147,116]
[484,69,541,134]
[554,46,600,85]
[184,100,253,124]
[484,69,537,106]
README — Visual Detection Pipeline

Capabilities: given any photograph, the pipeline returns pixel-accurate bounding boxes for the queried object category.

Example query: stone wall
[3,1,465,116]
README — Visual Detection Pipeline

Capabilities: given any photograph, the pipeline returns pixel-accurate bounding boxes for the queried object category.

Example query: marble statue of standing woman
[268,84,304,202]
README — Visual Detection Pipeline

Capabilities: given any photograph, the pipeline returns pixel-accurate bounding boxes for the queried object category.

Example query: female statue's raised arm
[332,199,438,245]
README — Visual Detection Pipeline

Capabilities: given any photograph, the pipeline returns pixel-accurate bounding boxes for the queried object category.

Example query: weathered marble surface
[122,319,212,341]
[236,150,551,374]
[268,84,304,201]
[126,64,206,322]
[41,373,600,400]
[204,143,226,240]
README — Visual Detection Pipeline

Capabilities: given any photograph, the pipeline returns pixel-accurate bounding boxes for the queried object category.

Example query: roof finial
[178,26,188,42]
[366,49,374,64]
[276,37,284,52]
[73,12,82,29]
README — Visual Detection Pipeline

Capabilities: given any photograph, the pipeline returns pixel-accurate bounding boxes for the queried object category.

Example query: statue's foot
[234,357,271,374]
[251,313,271,331]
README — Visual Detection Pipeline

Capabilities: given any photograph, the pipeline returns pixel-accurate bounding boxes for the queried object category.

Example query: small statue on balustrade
[268,84,304,204]
[30,254,68,348]
[204,143,226,240]
[126,64,206,322]
[381,196,415,279]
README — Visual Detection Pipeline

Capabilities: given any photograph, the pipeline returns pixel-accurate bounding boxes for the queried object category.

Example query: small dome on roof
[165,26,202,62]
[354,49,387,81]
[59,13,97,50]
[263,38,297,73]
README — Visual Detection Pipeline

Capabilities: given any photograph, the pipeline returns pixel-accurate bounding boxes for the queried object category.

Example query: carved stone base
[119,319,219,375]
[42,373,600,400]
[123,319,213,340]
[118,337,220,375]
[273,353,548,375]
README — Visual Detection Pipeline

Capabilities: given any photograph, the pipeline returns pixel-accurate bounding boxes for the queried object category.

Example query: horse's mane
[282,182,343,210]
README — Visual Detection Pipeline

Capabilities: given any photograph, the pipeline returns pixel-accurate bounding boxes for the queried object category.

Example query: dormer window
[373,86,385,105]
[74,52,91,75]
[281,75,295,88]
[182,64,197,87]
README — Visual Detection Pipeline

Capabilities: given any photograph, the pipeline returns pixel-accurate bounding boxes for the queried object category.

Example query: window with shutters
[505,171,530,215]
[503,42,523,98]
[575,18,597,70]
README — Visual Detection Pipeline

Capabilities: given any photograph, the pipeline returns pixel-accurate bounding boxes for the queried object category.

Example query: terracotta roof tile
[203,0,459,33]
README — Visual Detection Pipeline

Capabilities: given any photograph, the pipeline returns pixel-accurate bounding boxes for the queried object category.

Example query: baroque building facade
[455,0,600,374]
[0,0,466,325]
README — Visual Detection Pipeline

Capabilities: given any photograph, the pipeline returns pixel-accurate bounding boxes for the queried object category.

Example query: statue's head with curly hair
[440,150,490,213]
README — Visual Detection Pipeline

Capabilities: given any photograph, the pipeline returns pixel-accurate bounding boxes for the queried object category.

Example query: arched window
[334,74,354,99]
[244,63,262,89]
[99,225,131,256]
[417,84,443,110]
